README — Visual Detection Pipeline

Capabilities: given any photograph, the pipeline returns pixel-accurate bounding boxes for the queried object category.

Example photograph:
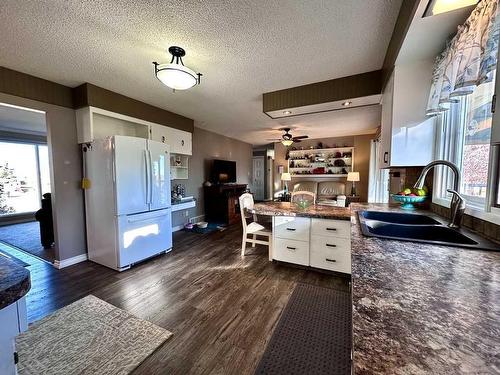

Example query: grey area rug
[0,221,54,262]
[16,295,173,375]
[255,283,352,375]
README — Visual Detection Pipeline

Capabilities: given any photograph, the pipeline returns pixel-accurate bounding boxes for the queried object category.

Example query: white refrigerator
[84,135,172,271]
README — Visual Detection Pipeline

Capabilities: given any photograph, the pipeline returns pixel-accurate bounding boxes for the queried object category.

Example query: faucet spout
[414,160,464,227]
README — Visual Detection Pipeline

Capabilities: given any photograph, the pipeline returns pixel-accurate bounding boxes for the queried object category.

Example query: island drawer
[310,235,351,274]
[273,238,309,266]
[311,218,351,239]
[273,216,310,241]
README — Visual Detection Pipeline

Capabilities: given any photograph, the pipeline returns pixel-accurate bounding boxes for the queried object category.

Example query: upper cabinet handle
[286,228,296,231]
[326,227,337,231]
[326,244,337,247]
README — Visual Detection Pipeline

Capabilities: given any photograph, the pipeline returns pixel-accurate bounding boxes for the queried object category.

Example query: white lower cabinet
[310,235,351,273]
[272,216,351,274]
[273,238,310,266]
[0,297,28,375]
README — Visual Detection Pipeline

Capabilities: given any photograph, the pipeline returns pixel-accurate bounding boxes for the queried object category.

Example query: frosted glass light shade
[281,172,292,181]
[347,172,360,182]
[155,63,198,90]
[281,139,293,146]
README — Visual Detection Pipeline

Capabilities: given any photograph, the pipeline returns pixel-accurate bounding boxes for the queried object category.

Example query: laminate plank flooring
[21,224,350,374]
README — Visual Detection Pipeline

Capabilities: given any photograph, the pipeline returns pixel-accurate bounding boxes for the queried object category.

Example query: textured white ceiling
[0,0,401,145]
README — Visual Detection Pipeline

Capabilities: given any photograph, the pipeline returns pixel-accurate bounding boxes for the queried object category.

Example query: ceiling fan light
[281,139,294,146]
[155,63,198,90]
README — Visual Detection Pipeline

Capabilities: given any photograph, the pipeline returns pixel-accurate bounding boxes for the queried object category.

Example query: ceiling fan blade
[293,135,308,140]
[293,139,301,143]
[266,138,282,141]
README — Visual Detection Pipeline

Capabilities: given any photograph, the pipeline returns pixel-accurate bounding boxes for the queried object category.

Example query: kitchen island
[250,202,352,274]
[0,255,30,374]
[350,203,500,374]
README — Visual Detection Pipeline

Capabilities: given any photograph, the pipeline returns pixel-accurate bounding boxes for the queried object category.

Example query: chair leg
[268,235,273,261]
[241,232,247,257]
[252,234,256,247]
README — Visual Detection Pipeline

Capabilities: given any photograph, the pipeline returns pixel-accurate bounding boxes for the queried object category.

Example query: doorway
[252,156,265,201]
[0,103,54,262]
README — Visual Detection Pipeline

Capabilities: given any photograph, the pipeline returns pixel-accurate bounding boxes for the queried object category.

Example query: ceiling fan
[267,128,309,146]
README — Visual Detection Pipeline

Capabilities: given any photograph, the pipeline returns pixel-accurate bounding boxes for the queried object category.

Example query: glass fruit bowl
[391,194,427,210]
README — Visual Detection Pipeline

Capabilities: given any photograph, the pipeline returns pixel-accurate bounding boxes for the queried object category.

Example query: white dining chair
[291,190,316,205]
[239,193,272,260]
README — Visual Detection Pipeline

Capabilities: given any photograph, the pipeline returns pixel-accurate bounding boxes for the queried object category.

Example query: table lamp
[281,172,291,194]
[347,172,360,196]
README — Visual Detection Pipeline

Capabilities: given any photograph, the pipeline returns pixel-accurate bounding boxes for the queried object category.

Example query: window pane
[0,142,41,215]
[460,79,494,199]
[38,145,51,195]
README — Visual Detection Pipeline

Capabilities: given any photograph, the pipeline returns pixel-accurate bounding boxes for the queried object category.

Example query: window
[0,141,51,216]
[435,76,495,208]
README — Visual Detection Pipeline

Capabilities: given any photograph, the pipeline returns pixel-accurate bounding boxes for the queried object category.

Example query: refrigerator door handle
[148,149,153,205]
[144,149,151,205]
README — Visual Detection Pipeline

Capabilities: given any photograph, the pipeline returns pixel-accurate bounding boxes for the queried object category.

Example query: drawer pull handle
[286,246,296,250]
[286,228,296,231]
[326,228,337,231]
[325,258,337,263]
[326,244,337,247]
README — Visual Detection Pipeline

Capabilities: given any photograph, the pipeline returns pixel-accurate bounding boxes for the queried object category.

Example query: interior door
[148,140,171,210]
[252,156,265,201]
[114,136,149,215]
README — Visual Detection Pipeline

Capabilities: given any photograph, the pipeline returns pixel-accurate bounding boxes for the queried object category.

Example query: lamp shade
[347,172,360,182]
[281,172,292,181]
[155,63,199,90]
[281,139,293,147]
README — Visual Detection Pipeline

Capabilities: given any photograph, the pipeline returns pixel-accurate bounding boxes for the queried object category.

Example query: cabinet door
[379,71,394,168]
[169,129,192,155]
[274,216,310,241]
[150,124,169,144]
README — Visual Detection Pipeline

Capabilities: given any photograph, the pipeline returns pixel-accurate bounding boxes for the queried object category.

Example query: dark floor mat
[0,221,54,262]
[255,283,352,375]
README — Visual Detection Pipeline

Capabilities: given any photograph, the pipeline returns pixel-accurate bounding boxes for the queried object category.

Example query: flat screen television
[212,159,236,183]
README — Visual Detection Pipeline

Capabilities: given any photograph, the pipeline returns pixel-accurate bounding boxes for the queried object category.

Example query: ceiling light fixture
[423,0,477,17]
[281,139,294,146]
[153,46,202,91]
[342,101,352,106]
[283,110,292,115]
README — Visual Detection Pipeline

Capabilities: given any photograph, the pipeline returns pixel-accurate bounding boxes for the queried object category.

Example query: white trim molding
[53,253,88,269]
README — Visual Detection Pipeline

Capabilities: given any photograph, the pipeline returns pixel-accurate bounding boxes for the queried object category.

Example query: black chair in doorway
[35,193,54,249]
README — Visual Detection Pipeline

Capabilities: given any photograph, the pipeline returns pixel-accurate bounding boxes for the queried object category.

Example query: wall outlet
[184,210,189,217]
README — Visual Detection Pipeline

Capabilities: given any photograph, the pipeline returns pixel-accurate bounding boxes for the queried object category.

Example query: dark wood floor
[15,224,349,374]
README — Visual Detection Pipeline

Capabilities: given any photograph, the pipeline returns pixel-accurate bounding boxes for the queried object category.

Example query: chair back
[291,190,316,205]
[239,193,255,228]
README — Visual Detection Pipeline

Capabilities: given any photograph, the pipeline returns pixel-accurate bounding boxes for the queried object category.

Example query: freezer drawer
[117,209,172,268]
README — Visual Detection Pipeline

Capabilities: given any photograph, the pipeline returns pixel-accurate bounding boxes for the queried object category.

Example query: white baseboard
[53,253,88,269]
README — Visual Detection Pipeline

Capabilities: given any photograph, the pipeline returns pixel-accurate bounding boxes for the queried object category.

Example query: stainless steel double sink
[358,210,499,251]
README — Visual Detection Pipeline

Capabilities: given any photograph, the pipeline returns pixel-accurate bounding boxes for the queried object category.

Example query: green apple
[403,188,412,195]
[416,189,426,196]
[422,185,429,194]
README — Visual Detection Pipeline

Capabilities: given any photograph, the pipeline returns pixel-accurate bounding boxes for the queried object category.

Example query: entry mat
[16,295,172,375]
[255,283,352,375]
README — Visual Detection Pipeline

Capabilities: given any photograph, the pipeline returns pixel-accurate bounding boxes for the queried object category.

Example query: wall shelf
[170,154,189,180]
[287,146,355,178]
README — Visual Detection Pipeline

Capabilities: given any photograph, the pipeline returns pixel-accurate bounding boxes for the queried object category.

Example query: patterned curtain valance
[427,0,500,115]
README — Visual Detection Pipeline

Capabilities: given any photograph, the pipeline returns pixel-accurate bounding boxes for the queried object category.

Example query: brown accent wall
[263,70,383,113]
[171,126,253,227]
[273,134,375,202]
[0,67,73,108]
[73,83,194,132]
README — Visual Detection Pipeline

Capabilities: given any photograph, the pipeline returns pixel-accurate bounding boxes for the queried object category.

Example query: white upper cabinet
[76,106,193,156]
[150,125,192,155]
[379,60,436,168]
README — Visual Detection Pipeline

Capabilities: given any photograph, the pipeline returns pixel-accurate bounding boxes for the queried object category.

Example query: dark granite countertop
[350,203,500,374]
[250,201,351,220]
[0,255,30,310]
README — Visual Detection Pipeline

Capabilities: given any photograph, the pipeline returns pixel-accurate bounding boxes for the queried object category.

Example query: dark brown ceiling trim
[73,83,194,133]
[0,66,74,108]
[381,0,420,88]
[263,70,383,113]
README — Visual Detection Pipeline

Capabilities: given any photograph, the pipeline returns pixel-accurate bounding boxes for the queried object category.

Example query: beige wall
[273,134,375,202]
[0,92,86,261]
[172,126,253,227]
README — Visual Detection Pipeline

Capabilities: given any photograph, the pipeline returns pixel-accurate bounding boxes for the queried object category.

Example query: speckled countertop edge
[0,256,30,310]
